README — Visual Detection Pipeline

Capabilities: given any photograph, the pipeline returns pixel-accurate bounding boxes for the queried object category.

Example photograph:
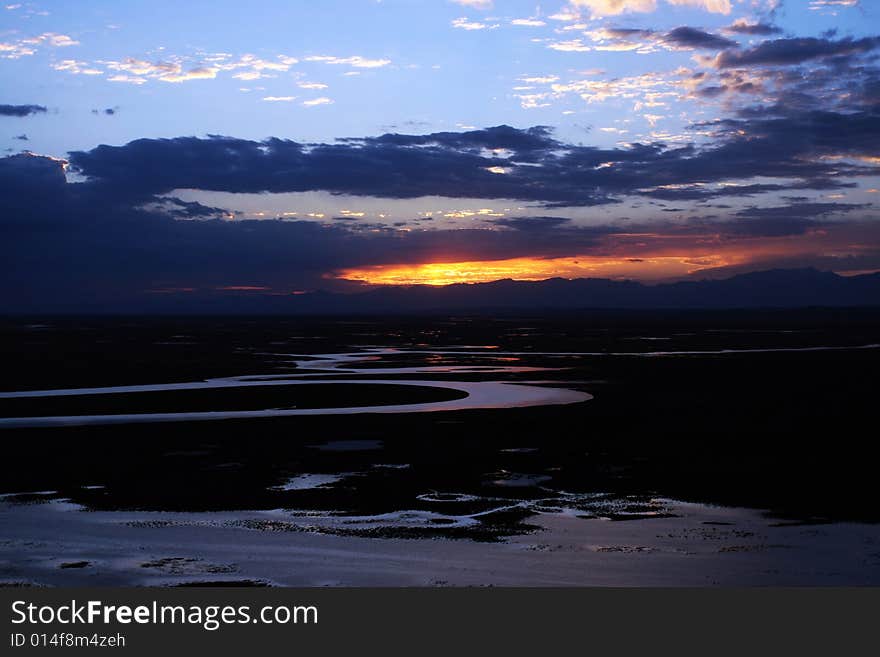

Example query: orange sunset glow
[335,254,744,285]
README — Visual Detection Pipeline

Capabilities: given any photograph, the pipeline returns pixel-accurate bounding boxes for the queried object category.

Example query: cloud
[52,59,103,75]
[0,42,35,59]
[709,36,880,68]
[495,216,574,231]
[548,39,592,52]
[568,0,658,16]
[0,104,47,117]
[666,0,731,14]
[451,17,499,30]
[568,0,731,15]
[519,75,559,84]
[3,135,879,310]
[60,116,880,214]
[664,27,736,50]
[160,66,218,83]
[262,96,296,102]
[302,97,333,106]
[553,26,735,54]
[451,0,493,8]
[304,55,391,68]
[21,33,78,47]
[726,201,869,236]
[809,0,859,11]
[1,32,78,59]
[723,19,782,35]
[100,58,220,84]
[53,53,304,85]
[107,74,147,85]
[736,201,867,220]
[511,18,546,27]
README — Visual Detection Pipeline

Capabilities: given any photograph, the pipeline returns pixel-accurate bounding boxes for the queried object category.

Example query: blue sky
[2,0,880,306]
[3,0,874,154]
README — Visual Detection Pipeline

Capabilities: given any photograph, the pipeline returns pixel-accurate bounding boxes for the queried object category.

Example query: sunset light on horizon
[1,0,879,308]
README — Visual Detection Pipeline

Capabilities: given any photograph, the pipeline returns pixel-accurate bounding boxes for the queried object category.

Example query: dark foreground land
[0,309,878,585]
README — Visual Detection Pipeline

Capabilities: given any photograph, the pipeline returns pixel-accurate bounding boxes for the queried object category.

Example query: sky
[2,0,879,308]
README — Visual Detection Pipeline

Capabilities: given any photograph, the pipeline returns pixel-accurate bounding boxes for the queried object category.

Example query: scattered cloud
[0,32,78,59]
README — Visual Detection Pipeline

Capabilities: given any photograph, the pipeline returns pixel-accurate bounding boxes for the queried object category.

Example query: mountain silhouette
[86,267,880,314]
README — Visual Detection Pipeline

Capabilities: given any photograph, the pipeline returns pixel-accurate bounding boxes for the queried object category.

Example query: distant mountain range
[107,267,880,314]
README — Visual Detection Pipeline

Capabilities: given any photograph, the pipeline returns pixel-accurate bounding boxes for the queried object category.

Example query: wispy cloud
[304,55,391,68]
[450,0,493,8]
[22,32,79,47]
[302,96,333,106]
[451,17,499,30]
[511,18,546,27]
[809,0,859,11]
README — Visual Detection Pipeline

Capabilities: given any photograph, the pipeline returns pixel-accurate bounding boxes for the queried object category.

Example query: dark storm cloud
[709,202,872,237]
[591,26,735,51]
[0,150,606,279]
[494,216,573,231]
[92,107,118,116]
[0,152,67,200]
[66,111,880,211]
[696,85,726,98]
[664,27,736,50]
[68,129,611,206]
[150,196,232,219]
[4,107,880,311]
[13,134,28,141]
[701,109,880,164]
[723,22,782,36]
[351,124,561,156]
[641,183,792,201]
[0,104,47,117]
[735,201,869,220]
[713,36,880,68]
